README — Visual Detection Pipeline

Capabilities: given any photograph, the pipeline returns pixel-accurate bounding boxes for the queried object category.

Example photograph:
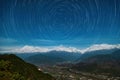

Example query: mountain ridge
[0,54,55,80]
[72,50,120,77]
[24,51,81,65]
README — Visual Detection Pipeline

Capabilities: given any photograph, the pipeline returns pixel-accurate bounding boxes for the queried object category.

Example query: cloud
[12,45,50,53]
[32,39,54,43]
[0,38,18,43]
[0,44,120,53]
[10,45,80,53]
[80,44,120,53]
[0,38,19,46]
[51,45,81,52]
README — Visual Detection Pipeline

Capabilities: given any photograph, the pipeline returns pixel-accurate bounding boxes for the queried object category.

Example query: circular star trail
[41,0,88,40]
[0,0,120,46]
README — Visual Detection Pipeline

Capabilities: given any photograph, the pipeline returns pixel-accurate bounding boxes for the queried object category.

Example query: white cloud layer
[1,44,120,53]
[10,45,81,53]
[80,44,120,53]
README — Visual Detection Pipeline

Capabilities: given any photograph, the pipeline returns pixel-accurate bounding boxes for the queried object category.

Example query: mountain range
[15,48,120,66]
[71,50,120,77]
[24,51,81,65]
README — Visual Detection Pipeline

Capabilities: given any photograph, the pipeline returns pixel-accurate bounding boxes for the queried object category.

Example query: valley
[38,64,120,80]
[35,49,120,80]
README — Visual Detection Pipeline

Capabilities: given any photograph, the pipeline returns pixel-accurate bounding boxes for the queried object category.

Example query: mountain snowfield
[7,44,120,53]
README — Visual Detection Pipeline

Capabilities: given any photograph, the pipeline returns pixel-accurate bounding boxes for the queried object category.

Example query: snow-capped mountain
[6,44,120,54]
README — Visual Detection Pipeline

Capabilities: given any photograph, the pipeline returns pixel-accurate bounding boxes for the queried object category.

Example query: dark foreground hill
[0,54,55,80]
[72,50,120,77]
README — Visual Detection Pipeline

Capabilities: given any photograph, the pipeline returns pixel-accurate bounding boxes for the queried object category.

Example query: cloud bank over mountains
[80,44,120,53]
[1,44,120,53]
[12,45,81,53]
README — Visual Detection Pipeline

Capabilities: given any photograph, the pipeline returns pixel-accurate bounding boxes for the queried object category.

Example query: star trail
[0,0,120,48]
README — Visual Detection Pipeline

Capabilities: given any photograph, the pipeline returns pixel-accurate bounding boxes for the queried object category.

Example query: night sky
[0,0,120,49]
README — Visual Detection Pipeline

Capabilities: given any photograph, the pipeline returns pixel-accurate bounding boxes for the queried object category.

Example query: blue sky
[0,0,120,49]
